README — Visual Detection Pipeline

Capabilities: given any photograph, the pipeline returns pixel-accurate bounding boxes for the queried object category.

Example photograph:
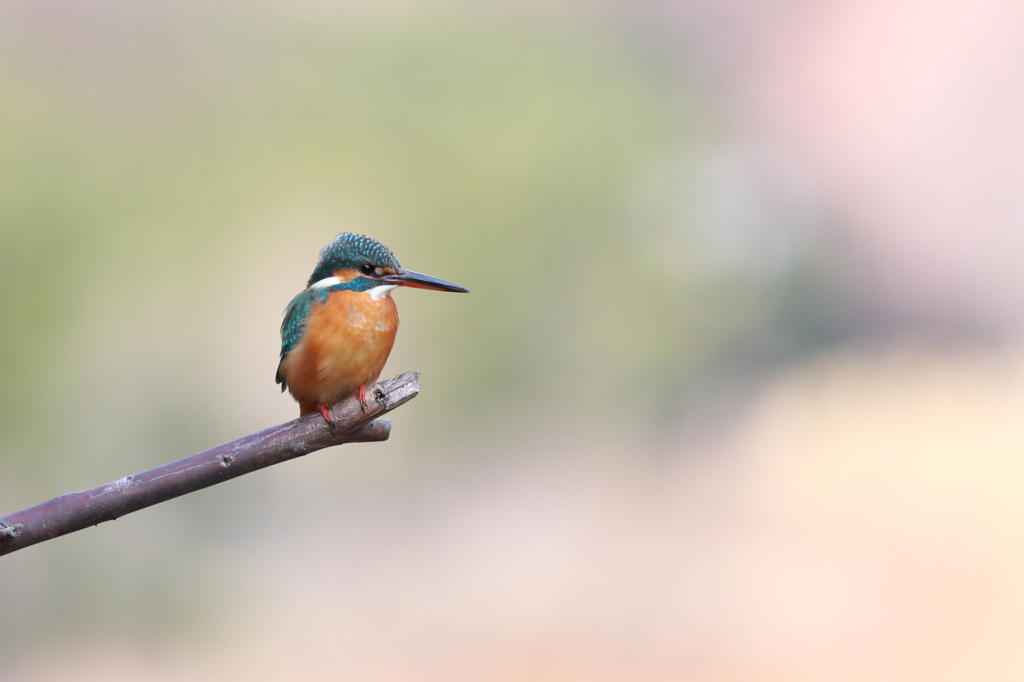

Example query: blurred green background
[4,2,1024,680]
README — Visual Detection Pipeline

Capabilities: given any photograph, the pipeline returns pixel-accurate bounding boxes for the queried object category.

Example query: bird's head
[307,233,469,296]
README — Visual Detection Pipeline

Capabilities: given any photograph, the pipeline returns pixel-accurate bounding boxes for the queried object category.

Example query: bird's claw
[317,404,336,428]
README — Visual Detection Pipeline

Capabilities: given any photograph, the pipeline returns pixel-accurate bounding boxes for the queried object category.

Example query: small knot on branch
[0,522,23,542]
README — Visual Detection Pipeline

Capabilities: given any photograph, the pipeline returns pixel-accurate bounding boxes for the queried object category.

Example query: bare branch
[0,371,421,557]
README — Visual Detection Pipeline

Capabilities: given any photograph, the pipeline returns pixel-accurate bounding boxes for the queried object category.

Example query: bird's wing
[276,288,318,388]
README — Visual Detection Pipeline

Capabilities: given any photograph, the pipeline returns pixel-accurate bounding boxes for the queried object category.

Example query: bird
[276,233,469,424]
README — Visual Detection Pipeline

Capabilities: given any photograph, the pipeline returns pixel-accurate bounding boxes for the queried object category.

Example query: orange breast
[279,289,399,415]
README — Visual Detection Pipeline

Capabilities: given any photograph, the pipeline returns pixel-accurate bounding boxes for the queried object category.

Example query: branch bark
[0,371,420,557]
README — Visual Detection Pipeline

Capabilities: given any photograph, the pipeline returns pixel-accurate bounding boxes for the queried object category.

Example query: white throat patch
[368,284,398,301]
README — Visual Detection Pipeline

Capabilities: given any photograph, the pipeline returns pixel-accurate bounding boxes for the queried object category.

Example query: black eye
[359,263,375,276]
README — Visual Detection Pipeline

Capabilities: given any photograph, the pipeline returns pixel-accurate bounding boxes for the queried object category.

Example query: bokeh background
[3,1,1024,679]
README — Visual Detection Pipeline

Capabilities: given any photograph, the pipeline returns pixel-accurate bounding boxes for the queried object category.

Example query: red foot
[356,384,369,411]
[317,404,335,427]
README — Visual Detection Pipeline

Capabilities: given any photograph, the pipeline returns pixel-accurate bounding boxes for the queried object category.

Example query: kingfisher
[276,233,469,424]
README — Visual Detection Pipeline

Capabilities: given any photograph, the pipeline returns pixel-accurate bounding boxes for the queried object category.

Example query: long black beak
[383,268,470,293]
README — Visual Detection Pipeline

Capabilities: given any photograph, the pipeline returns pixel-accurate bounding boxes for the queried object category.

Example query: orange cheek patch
[331,268,361,283]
